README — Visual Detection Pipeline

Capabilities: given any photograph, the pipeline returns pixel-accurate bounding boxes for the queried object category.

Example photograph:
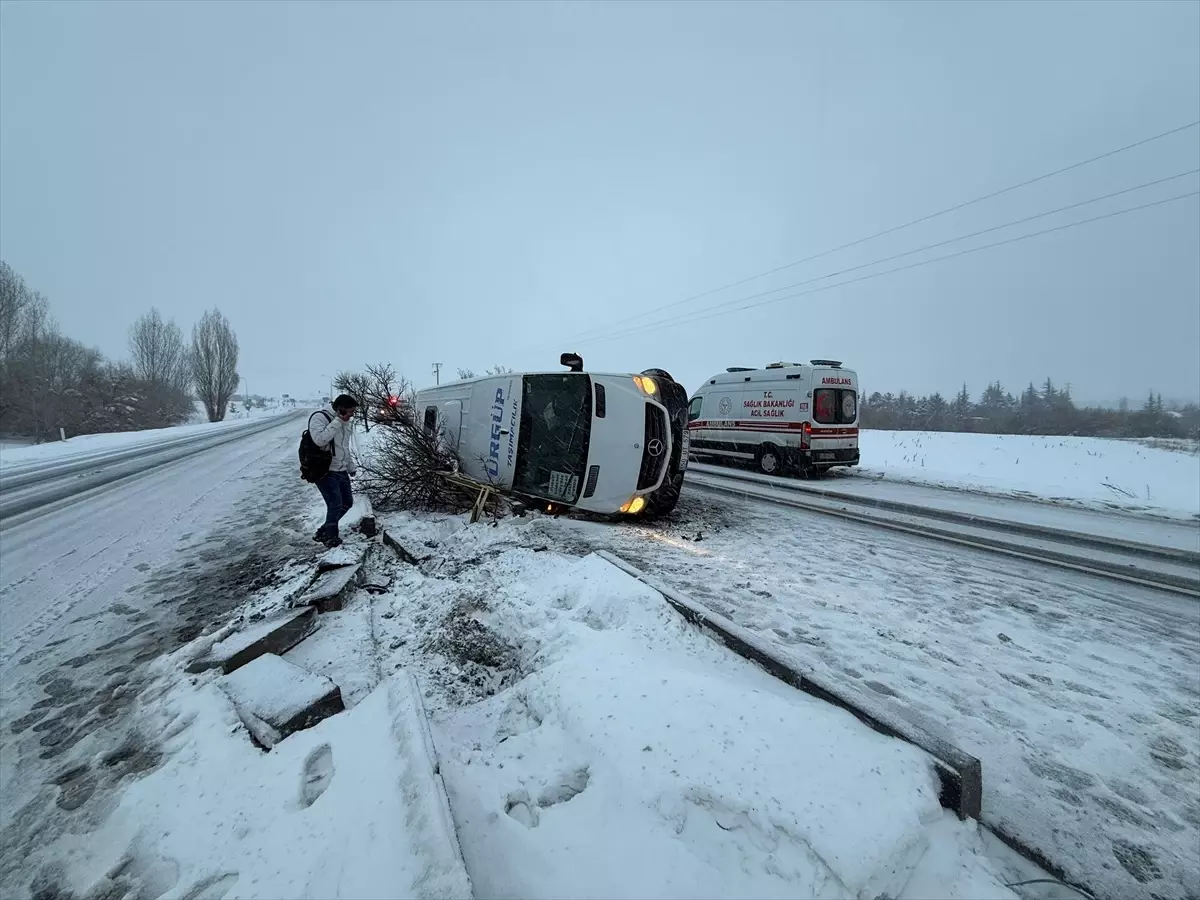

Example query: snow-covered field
[855,430,1200,520]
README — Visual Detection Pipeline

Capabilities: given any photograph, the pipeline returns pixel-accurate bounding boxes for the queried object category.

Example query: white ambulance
[414,355,690,518]
[687,360,860,476]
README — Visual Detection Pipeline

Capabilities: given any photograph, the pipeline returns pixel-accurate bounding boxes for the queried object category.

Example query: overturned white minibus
[414,355,689,518]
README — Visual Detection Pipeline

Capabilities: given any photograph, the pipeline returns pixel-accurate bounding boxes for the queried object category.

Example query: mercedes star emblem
[646,439,665,457]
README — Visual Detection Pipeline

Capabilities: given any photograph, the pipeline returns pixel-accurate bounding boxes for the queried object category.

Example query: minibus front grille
[637,404,669,490]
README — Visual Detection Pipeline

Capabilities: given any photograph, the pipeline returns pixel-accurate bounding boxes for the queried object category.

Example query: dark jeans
[315,471,354,538]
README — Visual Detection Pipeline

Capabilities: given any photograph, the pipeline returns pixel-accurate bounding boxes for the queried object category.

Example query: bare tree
[366,362,411,405]
[358,413,477,514]
[333,369,375,429]
[129,307,190,393]
[0,263,221,439]
[190,309,240,422]
[456,365,513,380]
[334,363,412,431]
[12,292,54,435]
[0,261,31,364]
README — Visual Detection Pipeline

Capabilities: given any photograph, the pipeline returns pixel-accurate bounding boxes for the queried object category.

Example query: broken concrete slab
[187,607,319,675]
[355,497,377,538]
[317,545,360,572]
[221,654,344,748]
[284,597,381,706]
[295,563,361,613]
[381,529,422,565]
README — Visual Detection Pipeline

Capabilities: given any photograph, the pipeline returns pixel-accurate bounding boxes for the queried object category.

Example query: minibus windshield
[512,374,592,504]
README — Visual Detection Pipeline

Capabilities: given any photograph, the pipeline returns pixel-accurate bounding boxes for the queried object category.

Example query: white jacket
[309,406,357,475]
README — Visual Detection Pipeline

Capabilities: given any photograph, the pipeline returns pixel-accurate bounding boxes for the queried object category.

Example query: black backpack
[299,411,334,482]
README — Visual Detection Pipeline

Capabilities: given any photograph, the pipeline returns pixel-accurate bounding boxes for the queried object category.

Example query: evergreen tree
[1041,377,1057,407]
[952,383,971,422]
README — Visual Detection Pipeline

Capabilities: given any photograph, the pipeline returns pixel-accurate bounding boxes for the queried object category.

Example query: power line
[569,168,1199,344]
[576,190,1200,347]
[561,119,1200,344]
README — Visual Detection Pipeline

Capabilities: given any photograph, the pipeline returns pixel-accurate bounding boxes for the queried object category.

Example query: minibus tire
[641,367,675,383]
[644,474,683,518]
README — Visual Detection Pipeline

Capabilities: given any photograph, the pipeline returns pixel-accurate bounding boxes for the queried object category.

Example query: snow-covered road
[529,488,1200,900]
[687,467,1200,598]
[0,415,318,895]
[689,462,1200,552]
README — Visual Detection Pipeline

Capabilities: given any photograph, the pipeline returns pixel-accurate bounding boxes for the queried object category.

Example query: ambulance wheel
[756,444,783,476]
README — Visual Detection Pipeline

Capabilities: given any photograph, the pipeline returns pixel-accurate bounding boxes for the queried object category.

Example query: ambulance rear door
[809,366,859,453]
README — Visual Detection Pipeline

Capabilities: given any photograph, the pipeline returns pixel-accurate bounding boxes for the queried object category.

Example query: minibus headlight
[620,496,647,514]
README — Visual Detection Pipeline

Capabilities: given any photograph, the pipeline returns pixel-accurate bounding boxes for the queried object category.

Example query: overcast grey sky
[2,0,1198,403]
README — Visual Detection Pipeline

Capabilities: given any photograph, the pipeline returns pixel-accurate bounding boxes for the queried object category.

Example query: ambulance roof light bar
[810,359,843,368]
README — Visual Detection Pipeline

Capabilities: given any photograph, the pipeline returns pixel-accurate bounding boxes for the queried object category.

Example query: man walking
[308,394,358,547]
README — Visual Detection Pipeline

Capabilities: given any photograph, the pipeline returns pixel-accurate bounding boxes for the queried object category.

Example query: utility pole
[432,362,443,385]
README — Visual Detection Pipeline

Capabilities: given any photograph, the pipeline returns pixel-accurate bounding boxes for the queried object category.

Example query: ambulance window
[688,396,703,422]
[841,392,857,420]
[423,407,437,435]
[814,389,857,424]
[814,390,837,423]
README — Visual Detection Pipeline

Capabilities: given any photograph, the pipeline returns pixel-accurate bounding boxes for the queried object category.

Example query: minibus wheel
[640,368,675,383]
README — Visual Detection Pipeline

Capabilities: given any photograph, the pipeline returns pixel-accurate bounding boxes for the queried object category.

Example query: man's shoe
[323,536,343,548]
